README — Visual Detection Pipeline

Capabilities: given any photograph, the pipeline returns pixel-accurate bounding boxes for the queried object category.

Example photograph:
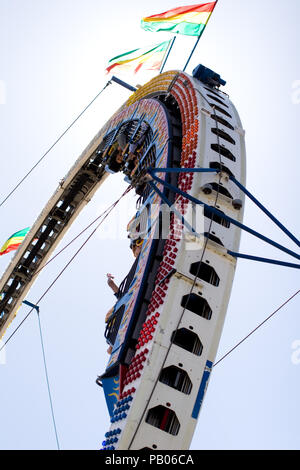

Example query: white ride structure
[0,66,246,450]
[99,67,246,450]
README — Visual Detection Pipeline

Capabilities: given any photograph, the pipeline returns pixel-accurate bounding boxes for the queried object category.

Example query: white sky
[0,0,300,450]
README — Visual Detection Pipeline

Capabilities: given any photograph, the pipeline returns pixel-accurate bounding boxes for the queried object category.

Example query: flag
[105,40,171,75]
[141,2,217,36]
[0,227,30,256]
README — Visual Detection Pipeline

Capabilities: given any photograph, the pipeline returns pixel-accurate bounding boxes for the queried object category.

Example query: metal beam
[229,176,300,249]
[148,171,300,263]
[228,251,300,269]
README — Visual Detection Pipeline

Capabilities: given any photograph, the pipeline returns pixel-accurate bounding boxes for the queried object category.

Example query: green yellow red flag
[141,2,217,36]
[0,227,30,256]
[105,40,171,75]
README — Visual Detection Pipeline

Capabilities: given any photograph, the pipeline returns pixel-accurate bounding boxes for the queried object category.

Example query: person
[106,238,143,300]
[129,121,149,156]
[123,122,150,178]
[104,238,144,353]
[106,273,119,296]
[129,236,144,258]
[105,132,127,173]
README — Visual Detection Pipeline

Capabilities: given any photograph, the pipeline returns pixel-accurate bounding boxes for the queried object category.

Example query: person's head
[130,238,143,257]
[115,146,123,163]
[109,142,123,164]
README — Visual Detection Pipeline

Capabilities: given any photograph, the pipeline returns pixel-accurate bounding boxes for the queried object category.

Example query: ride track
[0,68,247,449]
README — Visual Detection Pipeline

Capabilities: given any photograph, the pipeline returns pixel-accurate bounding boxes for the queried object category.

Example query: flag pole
[160,36,176,74]
[182,35,200,72]
[182,0,219,72]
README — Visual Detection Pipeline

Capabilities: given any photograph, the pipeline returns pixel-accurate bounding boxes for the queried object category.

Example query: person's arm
[107,273,119,294]
[105,306,114,323]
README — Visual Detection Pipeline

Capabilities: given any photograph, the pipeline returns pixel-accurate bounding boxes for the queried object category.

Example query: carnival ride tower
[0,65,246,450]
[98,66,246,450]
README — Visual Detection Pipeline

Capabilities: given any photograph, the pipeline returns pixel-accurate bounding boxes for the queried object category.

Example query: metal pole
[183,36,200,72]
[228,251,300,269]
[150,167,219,174]
[149,181,200,238]
[182,0,219,72]
[160,37,176,74]
[149,172,300,261]
[230,176,300,248]
[111,76,137,92]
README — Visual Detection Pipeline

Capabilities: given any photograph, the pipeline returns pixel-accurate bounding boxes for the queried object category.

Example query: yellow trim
[143,11,210,25]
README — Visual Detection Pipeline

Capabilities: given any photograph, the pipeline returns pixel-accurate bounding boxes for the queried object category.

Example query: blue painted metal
[147,111,159,128]
[229,176,300,249]
[149,181,200,238]
[150,167,300,251]
[101,374,120,417]
[134,130,159,173]
[111,76,137,93]
[160,36,176,74]
[150,167,219,174]
[103,111,174,376]
[192,64,226,87]
[23,300,40,313]
[102,102,142,157]
[228,251,300,269]
[192,360,213,419]
[183,37,201,73]
[149,172,300,262]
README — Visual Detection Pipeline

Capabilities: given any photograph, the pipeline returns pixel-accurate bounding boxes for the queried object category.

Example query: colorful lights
[101,71,202,449]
